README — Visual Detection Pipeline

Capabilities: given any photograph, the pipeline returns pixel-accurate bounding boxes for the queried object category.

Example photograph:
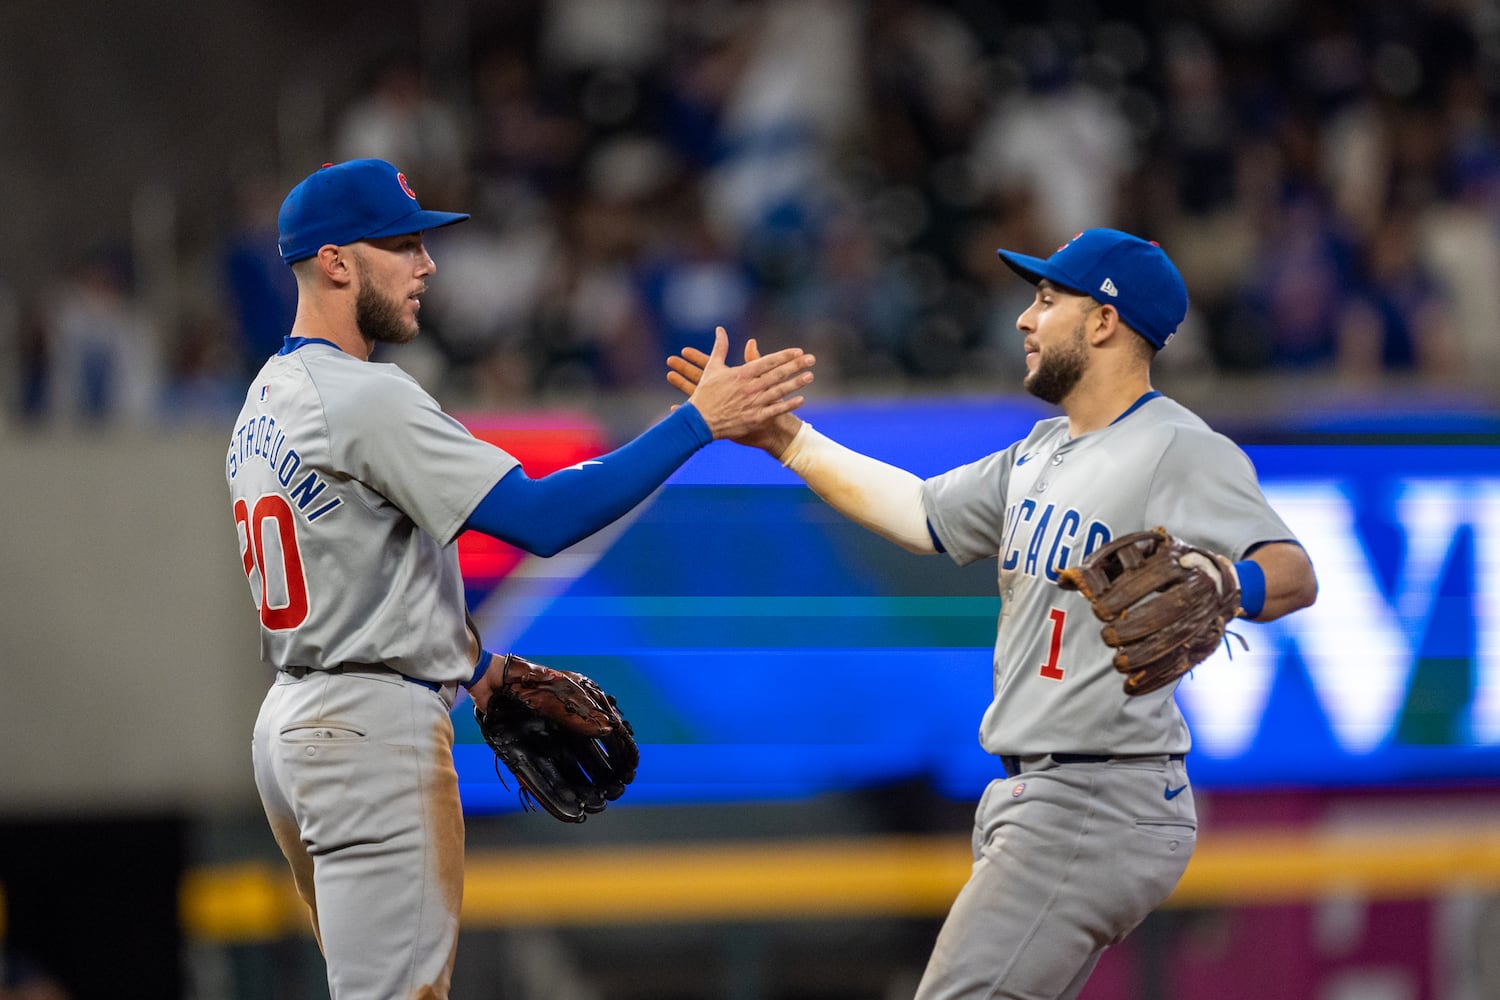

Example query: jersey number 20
[234,494,309,630]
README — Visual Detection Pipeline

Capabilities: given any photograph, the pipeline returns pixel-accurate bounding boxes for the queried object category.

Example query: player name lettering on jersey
[225,411,343,522]
[1001,499,1110,582]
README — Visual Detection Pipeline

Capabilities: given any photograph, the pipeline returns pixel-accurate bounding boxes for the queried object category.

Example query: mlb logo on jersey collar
[995,228,1188,349]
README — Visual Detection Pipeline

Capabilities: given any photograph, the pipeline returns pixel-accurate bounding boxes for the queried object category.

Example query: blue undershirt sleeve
[463,404,714,556]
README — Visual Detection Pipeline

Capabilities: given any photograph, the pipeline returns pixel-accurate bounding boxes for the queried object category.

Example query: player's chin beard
[354,276,419,346]
[1024,323,1088,405]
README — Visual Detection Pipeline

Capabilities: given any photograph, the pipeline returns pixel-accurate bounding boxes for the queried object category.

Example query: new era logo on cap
[277,158,470,265]
[994,228,1189,349]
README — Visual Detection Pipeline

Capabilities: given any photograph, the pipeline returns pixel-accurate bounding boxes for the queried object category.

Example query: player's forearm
[779,422,936,554]
[463,406,712,556]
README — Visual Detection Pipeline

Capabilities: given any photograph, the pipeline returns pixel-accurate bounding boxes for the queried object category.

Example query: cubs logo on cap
[995,228,1189,349]
[277,158,470,265]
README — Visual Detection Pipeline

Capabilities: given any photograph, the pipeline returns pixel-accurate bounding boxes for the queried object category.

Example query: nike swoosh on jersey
[1016,453,1033,466]
[1164,783,1188,800]
[561,460,603,472]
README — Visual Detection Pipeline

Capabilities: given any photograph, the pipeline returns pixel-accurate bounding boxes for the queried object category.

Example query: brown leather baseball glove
[475,654,639,822]
[1057,526,1244,696]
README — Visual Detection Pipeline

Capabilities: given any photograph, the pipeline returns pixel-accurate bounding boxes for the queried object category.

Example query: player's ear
[315,244,353,285]
[1085,301,1120,346]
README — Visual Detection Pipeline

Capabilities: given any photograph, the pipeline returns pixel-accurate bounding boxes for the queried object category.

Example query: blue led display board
[455,399,1500,811]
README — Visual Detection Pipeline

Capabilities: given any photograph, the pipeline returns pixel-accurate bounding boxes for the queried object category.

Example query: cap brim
[996,248,1086,296]
[364,209,471,240]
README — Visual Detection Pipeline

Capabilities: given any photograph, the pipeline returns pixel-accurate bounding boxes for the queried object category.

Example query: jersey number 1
[1039,607,1067,680]
[234,494,309,630]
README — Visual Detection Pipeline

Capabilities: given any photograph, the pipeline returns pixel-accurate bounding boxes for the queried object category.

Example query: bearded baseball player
[226,158,814,998]
[667,229,1318,999]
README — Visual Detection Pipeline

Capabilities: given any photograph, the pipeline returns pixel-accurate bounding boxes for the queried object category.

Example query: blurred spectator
[158,310,244,423]
[520,0,679,208]
[634,184,758,361]
[1438,68,1500,211]
[40,248,162,427]
[468,38,588,197]
[969,26,1136,241]
[412,179,564,401]
[526,135,671,390]
[957,193,1048,375]
[770,197,923,383]
[702,1,864,287]
[12,299,49,424]
[1157,25,1241,219]
[1337,208,1462,382]
[219,173,297,377]
[334,50,469,209]
[1420,66,1500,381]
[863,0,988,182]
[655,10,751,174]
[1227,189,1357,371]
[859,0,992,378]
[528,222,653,392]
[538,0,669,125]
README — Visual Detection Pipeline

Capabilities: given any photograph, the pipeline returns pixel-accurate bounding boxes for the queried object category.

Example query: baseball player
[667,229,1318,999]
[226,158,815,999]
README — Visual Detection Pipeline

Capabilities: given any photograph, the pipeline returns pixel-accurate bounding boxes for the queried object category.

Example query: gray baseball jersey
[922,392,1295,757]
[226,340,517,685]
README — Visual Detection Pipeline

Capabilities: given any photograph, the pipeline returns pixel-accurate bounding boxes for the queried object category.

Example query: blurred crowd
[9,0,1500,429]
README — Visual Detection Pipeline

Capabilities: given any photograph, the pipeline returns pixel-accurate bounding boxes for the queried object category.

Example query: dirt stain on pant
[423,715,466,995]
[267,809,325,952]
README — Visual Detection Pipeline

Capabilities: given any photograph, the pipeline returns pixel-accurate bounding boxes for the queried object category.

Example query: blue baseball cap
[277,159,470,265]
[996,229,1189,348]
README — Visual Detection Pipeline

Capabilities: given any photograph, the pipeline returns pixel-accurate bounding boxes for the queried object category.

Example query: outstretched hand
[669,327,813,448]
